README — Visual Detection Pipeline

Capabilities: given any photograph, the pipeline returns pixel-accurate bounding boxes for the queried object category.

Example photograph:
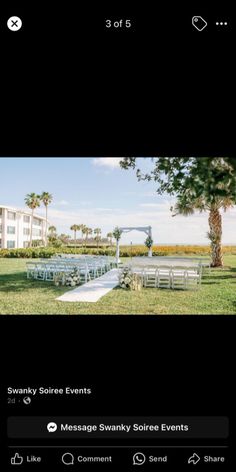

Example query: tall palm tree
[107,232,113,246]
[80,224,87,247]
[94,228,102,248]
[70,224,81,247]
[83,227,93,248]
[40,192,53,246]
[48,226,57,245]
[172,195,234,267]
[24,193,41,247]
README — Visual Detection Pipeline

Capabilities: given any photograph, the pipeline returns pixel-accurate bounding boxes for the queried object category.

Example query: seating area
[130,256,211,271]
[131,265,201,290]
[26,255,117,283]
[129,257,205,290]
[26,255,203,291]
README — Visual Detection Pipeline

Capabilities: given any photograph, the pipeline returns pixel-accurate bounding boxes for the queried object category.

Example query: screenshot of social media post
[0,157,235,315]
[1,3,235,472]
[5,382,231,469]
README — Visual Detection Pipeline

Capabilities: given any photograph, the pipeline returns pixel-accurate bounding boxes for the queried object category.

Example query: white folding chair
[34,262,47,281]
[44,262,58,281]
[26,262,37,279]
[87,262,99,280]
[171,266,187,290]
[78,264,91,283]
[143,267,158,288]
[157,266,172,289]
[185,266,201,290]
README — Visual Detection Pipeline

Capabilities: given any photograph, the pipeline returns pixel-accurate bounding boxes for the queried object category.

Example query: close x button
[7,16,22,31]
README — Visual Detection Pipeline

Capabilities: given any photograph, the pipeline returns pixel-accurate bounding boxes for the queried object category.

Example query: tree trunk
[30,209,33,247]
[208,208,223,267]
[45,206,48,246]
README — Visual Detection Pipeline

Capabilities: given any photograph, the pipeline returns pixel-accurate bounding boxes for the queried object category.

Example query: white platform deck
[56,269,119,303]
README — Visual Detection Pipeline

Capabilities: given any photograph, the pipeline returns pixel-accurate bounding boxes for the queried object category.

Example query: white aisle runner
[56,269,119,303]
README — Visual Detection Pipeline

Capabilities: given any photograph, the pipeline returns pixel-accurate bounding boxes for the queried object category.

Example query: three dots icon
[216,21,228,26]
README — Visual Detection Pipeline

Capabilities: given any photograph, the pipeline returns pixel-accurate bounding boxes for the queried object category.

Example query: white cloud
[92,158,123,169]
[54,200,69,206]
[140,203,167,208]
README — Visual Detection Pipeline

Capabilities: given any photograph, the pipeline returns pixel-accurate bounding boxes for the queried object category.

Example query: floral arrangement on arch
[54,268,80,287]
[119,267,143,291]
[145,236,153,249]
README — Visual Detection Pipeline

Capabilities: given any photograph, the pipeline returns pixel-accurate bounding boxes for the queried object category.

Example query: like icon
[11,453,24,465]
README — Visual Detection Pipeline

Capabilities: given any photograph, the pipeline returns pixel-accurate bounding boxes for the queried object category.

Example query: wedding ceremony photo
[0,157,235,315]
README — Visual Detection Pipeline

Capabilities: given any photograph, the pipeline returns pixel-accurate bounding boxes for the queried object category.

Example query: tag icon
[192,16,207,31]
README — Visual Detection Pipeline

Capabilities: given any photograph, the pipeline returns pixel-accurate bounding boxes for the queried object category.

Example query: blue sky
[1,157,235,244]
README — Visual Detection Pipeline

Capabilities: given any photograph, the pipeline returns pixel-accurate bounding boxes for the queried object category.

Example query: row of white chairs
[55,254,117,264]
[131,257,211,273]
[53,256,116,274]
[26,256,115,283]
[130,265,202,290]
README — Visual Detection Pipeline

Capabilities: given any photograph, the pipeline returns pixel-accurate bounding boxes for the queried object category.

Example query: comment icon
[62,453,75,465]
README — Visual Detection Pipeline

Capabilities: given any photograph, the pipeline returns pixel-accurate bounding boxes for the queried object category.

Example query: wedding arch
[116,226,153,262]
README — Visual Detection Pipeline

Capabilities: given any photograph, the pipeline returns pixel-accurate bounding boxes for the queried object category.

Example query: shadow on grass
[210,267,236,273]
[202,281,221,285]
[0,272,68,295]
[204,275,236,282]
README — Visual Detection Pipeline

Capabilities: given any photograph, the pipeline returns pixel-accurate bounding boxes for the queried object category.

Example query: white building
[0,205,47,249]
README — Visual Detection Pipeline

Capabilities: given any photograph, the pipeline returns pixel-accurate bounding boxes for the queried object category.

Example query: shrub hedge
[0,245,235,259]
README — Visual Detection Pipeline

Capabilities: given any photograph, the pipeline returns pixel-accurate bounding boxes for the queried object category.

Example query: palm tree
[94,228,102,248]
[48,225,57,235]
[107,232,113,246]
[58,233,70,244]
[80,224,87,247]
[48,226,57,245]
[70,224,81,247]
[83,227,93,248]
[172,195,234,267]
[24,193,41,247]
[40,192,53,246]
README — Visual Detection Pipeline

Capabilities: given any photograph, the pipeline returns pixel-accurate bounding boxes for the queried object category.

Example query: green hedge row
[0,247,161,259]
[0,245,235,259]
[0,247,116,259]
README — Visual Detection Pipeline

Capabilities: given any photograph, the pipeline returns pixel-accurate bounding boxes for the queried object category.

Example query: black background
[0,1,235,470]
[1,2,235,156]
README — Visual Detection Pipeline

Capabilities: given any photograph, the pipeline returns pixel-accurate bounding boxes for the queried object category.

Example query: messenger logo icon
[47,422,58,433]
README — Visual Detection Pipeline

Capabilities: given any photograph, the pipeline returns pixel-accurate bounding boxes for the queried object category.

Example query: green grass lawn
[0,256,236,315]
